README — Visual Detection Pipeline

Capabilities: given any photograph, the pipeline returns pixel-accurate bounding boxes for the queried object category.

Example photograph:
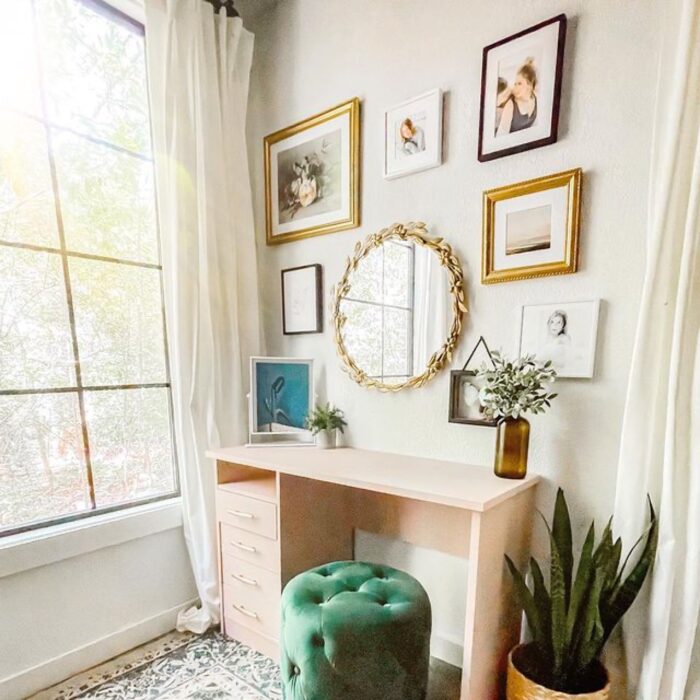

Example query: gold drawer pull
[231,540,257,553]
[233,572,258,586]
[229,509,254,519]
[233,603,258,619]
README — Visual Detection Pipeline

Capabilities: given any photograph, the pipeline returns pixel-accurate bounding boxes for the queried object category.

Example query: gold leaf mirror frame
[332,222,468,391]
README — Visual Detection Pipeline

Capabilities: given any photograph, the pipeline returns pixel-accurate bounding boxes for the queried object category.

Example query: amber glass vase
[494,417,530,479]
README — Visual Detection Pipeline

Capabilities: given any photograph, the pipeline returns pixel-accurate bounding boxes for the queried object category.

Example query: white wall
[0,525,196,699]
[241,0,658,666]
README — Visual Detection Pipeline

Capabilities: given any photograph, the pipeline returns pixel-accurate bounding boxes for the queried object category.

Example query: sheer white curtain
[144,0,261,632]
[613,0,700,696]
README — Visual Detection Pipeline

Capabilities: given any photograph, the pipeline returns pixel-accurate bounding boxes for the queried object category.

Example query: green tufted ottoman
[280,561,432,700]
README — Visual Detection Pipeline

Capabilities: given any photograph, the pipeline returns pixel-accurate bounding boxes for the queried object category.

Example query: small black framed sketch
[478,14,567,162]
[281,264,323,335]
[448,370,497,427]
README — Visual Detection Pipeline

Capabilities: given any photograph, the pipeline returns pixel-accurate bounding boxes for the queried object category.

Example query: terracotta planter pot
[507,644,611,700]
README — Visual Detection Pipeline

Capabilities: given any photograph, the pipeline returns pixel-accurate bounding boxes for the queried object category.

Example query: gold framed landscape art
[264,98,361,245]
[482,168,582,284]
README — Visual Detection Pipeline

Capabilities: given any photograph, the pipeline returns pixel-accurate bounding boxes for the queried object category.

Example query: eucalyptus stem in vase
[478,353,558,479]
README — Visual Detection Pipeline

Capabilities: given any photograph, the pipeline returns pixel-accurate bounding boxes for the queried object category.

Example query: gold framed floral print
[482,168,582,284]
[264,98,361,245]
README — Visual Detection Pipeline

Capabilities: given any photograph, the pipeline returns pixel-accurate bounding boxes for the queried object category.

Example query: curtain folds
[144,0,261,633]
[613,0,700,697]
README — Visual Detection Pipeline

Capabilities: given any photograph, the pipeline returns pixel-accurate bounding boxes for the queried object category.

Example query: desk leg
[461,489,536,699]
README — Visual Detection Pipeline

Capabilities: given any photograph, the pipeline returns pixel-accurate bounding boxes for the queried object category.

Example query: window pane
[53,132,158,263]
[0,393,90,533]
[86,388,175,508]
[70,258,167,386]
[36,0,151,154]
[340,300,382,377]
[383,242,413,308]
[384,307,411,377]
[347,246,382,303]
[0,248,76,391]
[0,2,42,116]
[0,112,60,248]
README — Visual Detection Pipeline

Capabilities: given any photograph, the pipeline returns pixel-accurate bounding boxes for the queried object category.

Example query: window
[341,241,415,383]
[0,0,178,537]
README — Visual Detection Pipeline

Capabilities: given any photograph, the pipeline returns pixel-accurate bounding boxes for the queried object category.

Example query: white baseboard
[431,631,464,668]
[1,598,198,700]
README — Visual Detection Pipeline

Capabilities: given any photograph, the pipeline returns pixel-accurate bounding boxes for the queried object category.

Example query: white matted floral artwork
[264,99,360,245]
[384,89,443,179]
[518,300,601,378]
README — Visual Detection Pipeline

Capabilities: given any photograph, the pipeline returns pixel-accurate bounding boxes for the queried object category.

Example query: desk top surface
[207,445,539,512]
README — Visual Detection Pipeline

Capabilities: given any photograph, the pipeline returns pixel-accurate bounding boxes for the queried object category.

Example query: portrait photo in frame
[482,168,582,284]
[264,99,361,245]
[448,336,498,427]
[478,15,567,162]
[384,89,443,179]
[519,300,601,378]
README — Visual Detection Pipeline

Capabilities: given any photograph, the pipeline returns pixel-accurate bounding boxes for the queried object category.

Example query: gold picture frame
[264,98,361,245]
[482,168,582,284]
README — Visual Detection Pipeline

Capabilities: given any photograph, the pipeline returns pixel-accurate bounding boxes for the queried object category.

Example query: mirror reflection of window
[341,241,415,383]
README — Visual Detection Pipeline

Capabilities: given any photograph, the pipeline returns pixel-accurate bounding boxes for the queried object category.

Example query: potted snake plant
[505,489,658,700]
[305,403,347,449]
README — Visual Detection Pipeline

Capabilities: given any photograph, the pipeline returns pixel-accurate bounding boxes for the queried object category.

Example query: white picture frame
[518,300,601,378]
[384,89,443,180]
[248,357,314,444]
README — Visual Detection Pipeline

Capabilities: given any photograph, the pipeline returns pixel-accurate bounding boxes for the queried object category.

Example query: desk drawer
[224,580,280,640]
[217,489,277,540]
[222,555,280,613]
[220,523,280,572]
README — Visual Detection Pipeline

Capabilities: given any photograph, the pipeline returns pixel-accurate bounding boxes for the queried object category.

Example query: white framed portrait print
[384,89,443,179]
[519,300,601,378]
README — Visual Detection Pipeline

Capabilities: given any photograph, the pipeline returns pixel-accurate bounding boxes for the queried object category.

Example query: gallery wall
[240,0,658,664]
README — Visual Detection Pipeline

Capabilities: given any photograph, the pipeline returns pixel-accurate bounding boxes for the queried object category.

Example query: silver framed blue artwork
[249,357,314,443]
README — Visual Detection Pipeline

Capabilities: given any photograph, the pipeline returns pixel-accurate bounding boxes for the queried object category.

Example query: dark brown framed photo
[478,14,567,162]
[281,264,323,335]
[448,370,497,427]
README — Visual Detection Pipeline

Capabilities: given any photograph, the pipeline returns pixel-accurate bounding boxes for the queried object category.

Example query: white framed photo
[518,300,601,378]
[281,264,323,335]
[384,89,443,179]
[249,357,314,437]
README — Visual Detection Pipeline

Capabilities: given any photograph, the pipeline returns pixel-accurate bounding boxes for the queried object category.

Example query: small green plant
[505,489,658,693]
[478,352,558,419]
[305,403,347,435]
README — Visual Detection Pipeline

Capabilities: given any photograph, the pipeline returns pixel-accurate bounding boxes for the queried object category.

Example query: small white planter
[315,429,337,449]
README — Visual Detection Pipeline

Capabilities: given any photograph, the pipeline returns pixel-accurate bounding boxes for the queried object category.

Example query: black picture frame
[281,264,323,335]
[477,14,567,162]
[448,370,498,427]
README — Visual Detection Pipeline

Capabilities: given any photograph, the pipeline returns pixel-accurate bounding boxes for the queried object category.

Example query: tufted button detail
[281,561,431,698]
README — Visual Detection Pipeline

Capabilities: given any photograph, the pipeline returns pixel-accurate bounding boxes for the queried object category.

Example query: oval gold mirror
[332,222,467,391]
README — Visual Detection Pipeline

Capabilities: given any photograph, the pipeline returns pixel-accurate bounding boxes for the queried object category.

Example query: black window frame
[0,0,179,538]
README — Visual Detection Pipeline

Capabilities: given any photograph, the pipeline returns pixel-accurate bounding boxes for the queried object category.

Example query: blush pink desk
[208,445,539,699]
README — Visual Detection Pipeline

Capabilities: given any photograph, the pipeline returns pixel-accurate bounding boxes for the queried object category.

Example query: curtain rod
[205,0,240,17]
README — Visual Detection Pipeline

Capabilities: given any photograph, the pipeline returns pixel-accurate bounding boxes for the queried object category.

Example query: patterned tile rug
[31,630,282,700]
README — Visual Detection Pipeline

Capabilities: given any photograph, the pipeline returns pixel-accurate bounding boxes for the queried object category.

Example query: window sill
[0,497,184,579]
